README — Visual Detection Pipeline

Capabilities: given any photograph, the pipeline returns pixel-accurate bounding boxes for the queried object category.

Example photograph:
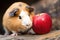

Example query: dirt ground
[0,30,60,40]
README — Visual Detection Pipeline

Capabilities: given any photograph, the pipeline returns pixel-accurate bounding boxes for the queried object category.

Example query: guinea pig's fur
[2,2,34,36]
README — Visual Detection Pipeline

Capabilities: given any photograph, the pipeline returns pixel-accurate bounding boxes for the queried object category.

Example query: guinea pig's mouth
[21,22,32,30]
[26,25,32,29]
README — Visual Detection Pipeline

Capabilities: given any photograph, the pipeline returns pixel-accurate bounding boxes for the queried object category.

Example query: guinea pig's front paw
[10,31,18,36]
[10,33,17,36]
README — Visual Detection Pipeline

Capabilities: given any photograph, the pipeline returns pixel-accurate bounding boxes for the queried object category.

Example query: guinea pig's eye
[26,6,34,13]
[19,16,22,19]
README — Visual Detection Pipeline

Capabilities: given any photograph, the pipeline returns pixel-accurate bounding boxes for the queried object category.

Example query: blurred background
[0,0,60,35]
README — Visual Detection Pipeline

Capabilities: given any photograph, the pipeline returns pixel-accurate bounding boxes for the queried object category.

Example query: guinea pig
[2,2,34,36]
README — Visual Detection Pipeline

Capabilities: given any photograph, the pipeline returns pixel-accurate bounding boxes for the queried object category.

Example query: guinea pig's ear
[9,8,19,17]
[26,6,34,13]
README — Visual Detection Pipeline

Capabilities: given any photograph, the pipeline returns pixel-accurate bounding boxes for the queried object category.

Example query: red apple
[32,13,52,34]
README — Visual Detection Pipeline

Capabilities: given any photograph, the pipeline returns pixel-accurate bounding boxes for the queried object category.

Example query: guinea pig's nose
[26,24,30,26]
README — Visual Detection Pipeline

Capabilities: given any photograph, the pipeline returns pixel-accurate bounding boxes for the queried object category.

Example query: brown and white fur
[2,2,34,36]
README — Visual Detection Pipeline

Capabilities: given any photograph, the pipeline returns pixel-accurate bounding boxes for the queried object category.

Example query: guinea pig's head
[9,2,34,31]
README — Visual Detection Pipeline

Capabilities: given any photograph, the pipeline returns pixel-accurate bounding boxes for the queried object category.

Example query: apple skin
[32,13,52,34]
